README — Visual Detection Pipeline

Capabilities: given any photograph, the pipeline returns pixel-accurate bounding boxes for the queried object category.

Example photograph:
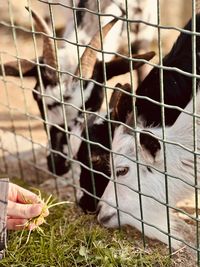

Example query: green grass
[1,200,172,267]
[0,178,178,266]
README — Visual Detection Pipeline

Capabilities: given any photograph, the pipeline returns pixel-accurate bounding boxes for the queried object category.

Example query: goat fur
[98,86,200,249]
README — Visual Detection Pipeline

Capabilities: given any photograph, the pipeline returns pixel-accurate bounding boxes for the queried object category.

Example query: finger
[6,218,28,230]
[7,201,43,219]
[7,216,46,230]
[9,183,41,204]
[7,218,39,230]
[7,207,49,219]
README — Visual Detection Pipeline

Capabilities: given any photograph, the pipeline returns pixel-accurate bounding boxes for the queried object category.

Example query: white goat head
[98,89,200,250]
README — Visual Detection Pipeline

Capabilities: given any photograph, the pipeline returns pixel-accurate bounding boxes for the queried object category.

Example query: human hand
[7,183,49,230]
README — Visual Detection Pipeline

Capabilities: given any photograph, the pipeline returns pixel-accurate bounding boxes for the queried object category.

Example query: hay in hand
[19,189,71,244]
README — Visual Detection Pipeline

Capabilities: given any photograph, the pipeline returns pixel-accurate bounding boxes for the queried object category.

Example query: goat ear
[139,130,161,162]
[111,83,133,123]
[0,58,39,77]
[104,51,155,80]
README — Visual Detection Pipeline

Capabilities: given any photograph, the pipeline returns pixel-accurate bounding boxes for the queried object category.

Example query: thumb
[7,201,43,219]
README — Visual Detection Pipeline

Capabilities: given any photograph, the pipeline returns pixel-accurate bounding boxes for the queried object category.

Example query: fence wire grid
[0,0,200,264]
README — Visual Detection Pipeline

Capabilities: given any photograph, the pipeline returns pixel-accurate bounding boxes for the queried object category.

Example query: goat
[98,87,200,249]
[0,9,144,175]
[97,13,200,249]
[63,0,157,80]
[77,13,200,213]
[69,50,155,212]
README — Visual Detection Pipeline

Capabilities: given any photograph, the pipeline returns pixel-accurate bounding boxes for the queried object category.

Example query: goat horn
[25,7,58,83]
[75,17,118,79]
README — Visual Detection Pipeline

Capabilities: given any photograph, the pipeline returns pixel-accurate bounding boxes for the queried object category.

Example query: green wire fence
[0,0,200,264]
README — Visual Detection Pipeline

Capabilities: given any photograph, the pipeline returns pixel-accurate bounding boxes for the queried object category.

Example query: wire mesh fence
[0,0,200,264]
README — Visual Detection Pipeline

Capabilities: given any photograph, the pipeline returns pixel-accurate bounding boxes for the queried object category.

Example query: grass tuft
[19,189,72,243]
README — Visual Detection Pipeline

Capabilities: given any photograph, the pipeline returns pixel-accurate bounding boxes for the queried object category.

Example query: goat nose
[96,203,102,214]
[99,212,115,226]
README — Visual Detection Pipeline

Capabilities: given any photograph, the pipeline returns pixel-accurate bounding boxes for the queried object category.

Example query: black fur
[47,125,70,175]
[136,14,200,126]
[78,116,112,213]
[76,0,88,26]
[29,60,70,175]
[140,131,161,158]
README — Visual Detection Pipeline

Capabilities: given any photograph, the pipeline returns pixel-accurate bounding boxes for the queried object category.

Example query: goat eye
[116,167,129,177]
[92,155,101,164]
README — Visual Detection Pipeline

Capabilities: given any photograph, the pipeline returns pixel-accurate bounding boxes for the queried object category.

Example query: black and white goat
[77,13,200,213]
[68,52,155,213]
[97,13,200,249]
[63,0,157,80]
[0,9,137,175]
[98,87,200,249]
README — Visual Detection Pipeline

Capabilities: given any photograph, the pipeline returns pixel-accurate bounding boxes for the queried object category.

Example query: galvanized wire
[71,0,97,207]
[191,0,200,262]
[0,0,200,262]
[156,0,172,254]
[124,0,146,247]
[45,0,76,198]
[9,0,41,184]
[95,0,122,228]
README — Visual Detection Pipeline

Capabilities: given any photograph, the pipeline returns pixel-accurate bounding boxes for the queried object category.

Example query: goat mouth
[98,212,116,226]
[78,195,99,214]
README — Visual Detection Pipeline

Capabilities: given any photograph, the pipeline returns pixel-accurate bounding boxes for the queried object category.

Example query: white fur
[93,110,109,125]
[44,79,94,127]
[61,0,157,67]
[69,121,84,158]
[98,92,200,249]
